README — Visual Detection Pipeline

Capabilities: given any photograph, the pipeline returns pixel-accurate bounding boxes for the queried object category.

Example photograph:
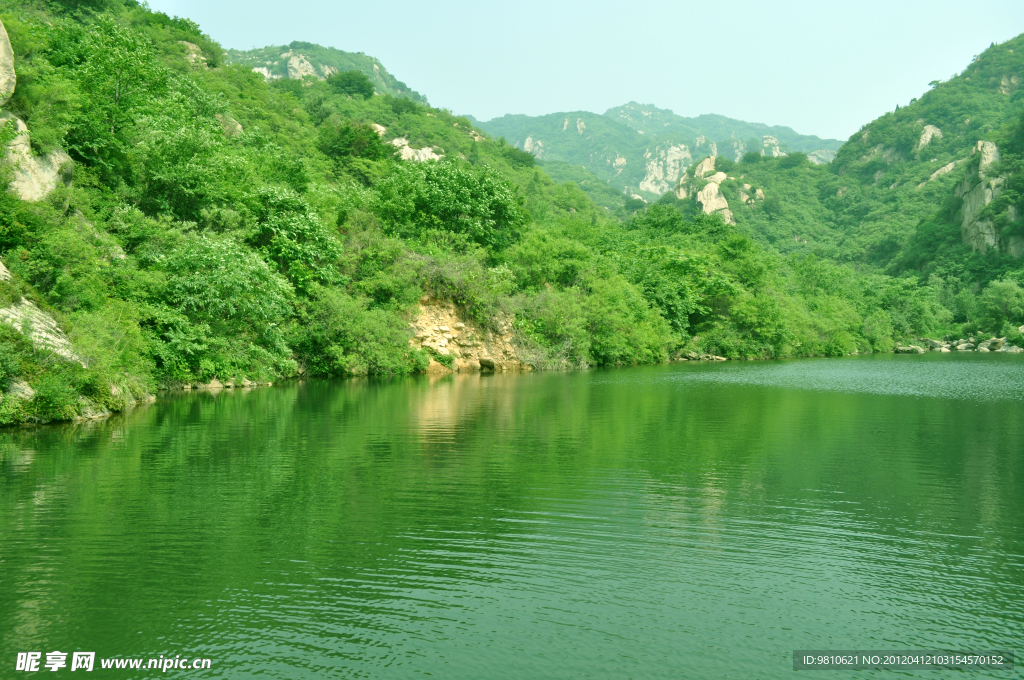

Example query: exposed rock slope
[409,298,528,373]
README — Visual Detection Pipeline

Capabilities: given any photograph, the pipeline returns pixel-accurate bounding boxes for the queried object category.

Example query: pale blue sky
[147,0,1023,141]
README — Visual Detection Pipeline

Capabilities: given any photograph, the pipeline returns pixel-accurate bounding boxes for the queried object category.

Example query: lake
[1,354,1022,678]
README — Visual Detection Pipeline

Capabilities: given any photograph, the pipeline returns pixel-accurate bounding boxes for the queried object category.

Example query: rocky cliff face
[409,298,528,373]
[0,296,83,366]
[225,42,426,102]
[676,156,735,224]
[479,104,843,201]
[955,140,1022,257]
[371,124,444,162]
[638,144,692,195]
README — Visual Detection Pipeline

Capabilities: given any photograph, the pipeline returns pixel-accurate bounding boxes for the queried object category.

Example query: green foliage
[426,346,454,369]
[979,279,1024,329]
[290,285,428,376]
[150,233,295,381]
[53,16,169,176]
[249,187,343,289]
[318,120,393,161]
[326,70,375,99]
[373,160,525,251]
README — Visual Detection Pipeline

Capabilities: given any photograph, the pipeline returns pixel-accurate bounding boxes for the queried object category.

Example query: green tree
[326,70,374,99]
[980,279,1024,329]
[290,286,428,376]
[373,160,525,251]
[317,120,394,162]
[249,187,344,290]
[54,16,168,173]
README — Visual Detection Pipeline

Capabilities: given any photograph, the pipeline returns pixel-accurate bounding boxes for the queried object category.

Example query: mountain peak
[225,43,426,102]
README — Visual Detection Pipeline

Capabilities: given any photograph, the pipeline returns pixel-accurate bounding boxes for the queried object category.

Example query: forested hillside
[473,104,843,201]
[0,0,1022,426]
[662,35,1024,316]
[225,42,426,102]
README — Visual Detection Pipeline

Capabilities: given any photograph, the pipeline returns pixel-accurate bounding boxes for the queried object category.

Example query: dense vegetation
[0,0,1022,425]
[663,36,1024,342]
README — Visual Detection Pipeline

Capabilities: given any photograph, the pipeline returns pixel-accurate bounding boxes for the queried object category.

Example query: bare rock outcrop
[806,149,836,165]
[251,66,278,80]
[762,135,786,158]
[523,135,544,158]
[3,115,73,202]
[693,156,716,179]
[679,156,734,224]
[955,141,1019,256]
[696,181,734,224]
[178,41,207,69]
[408,298,528,372]
[215,113,243,138]
[1,32,74,203]
[674,172,690,199]
[390,137,443,162]
[283,51,317,80]
[0,20,14,105]
[638,144,692,194]
[917,125,942,150]
[0,296,84,366]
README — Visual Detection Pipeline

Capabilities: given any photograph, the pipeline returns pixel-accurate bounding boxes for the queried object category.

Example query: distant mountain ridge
[225,41,426,102]
[471,103,844,200]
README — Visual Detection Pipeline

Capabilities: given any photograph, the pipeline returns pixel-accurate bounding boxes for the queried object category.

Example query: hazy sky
[147,0,1023,141]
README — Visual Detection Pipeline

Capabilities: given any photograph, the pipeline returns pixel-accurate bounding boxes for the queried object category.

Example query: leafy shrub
[327,70,374,99]
[383,94,418,115]
[778,153,808,169]
[979,279,1024,329]
[153,233,295,381]
[290,286,427,376]
[52,16,169,177]
[318,120,395,162]
[426,347,454,369]
[249,187,343,289]
[373,159,525,251]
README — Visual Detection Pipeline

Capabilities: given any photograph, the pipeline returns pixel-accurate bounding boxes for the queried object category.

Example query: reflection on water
[1,355,1022,679]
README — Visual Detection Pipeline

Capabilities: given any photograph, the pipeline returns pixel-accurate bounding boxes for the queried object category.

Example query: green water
[1,354,1022,678]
